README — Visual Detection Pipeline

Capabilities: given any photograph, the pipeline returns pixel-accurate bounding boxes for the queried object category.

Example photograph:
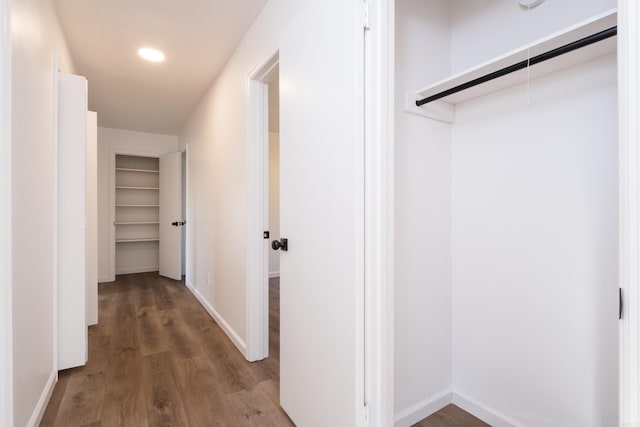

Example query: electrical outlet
[206,272,210,285]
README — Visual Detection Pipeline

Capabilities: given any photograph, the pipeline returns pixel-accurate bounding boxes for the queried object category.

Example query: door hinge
[619,287,623,320]
[363,402,370,427]
[363,0,370,30]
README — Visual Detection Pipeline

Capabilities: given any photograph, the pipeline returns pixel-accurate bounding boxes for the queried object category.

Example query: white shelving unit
[115,155,160,273]
[409,8,617,123]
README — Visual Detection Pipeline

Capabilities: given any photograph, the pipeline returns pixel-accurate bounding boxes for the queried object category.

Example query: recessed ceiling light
[138,47,165,62]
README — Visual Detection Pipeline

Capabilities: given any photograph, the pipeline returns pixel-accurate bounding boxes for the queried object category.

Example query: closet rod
[415,26,617,107]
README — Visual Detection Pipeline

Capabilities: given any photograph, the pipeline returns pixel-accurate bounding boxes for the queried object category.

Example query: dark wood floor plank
[100,347,147,426]
[142,351,191,426]
[175,355,235,426]
[49,368,104,427]
[413,404,491,427]
[158,308,197,359]
[135,307,170,357]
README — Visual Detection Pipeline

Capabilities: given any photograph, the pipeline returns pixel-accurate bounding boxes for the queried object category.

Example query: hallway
[41,273,292,426]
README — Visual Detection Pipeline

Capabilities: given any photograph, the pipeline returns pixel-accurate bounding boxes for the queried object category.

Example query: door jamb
[618,1,640,425]
[246,52,278,362]
[363,0,395,425]
[0,0,13,424]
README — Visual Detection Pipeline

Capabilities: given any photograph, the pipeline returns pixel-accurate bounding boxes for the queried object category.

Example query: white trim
[186,281,247,356]
[355,3,366,422]
[26,370,56,427]
[98,275,112,283]
[452,393,521,427]
[115,266,159,275]
[364,0,395,426]
[246,52,278,362]
[618,1,640,425]
[0,0,13,424]
[403,92,454,124]
[51,53,60,384]
[268,271,280,279]
[393,389,451,427]
[184,144,190,284]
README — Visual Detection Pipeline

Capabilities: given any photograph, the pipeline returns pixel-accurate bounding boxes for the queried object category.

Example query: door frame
[0,0,13,424]
[618,1,640,424]
[363,0,395,425]
[246,51,278,362]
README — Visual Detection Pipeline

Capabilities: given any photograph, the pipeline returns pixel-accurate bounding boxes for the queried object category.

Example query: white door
[159,152,183,280]
[58,73,88,369]
[277,1,364,426]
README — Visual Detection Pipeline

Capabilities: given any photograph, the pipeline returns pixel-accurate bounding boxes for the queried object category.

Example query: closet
[114,155,160,274]
[394,1,618,426]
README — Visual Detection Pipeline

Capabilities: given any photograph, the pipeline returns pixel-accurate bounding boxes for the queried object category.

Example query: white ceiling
[53,0,268,135]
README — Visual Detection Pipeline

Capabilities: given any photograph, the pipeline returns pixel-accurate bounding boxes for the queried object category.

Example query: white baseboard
[268,271,280,279]
[394,388,452,427]
[27,370,56,427]
[98,275,112,283]
[186,281,246,357]
[115,266,158,275]
[452,392,521,427]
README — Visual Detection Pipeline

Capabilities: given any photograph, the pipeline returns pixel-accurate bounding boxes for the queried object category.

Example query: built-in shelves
[115,167,159,174]
[114,221,160,225]
[115,186,160,190]
[411,8,617,122]
[116,238,160,243]
[115,155,160,249]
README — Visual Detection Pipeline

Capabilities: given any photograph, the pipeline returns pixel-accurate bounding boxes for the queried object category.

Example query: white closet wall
[394,0,453,418]
[395,0,618,425]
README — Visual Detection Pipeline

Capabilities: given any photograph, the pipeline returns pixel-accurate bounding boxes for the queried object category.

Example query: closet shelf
[115,221,160,225]
[116,238,159,243]
[115,167,159,173]
[116,204,160,207]
[115,186,160,190]
[414,8,617,108]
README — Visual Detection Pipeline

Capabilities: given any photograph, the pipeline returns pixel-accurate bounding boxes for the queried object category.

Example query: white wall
[394,0,453,422]
[178,0,302,351]
[97,127,178,281]
[448,3,618,426]
[0,0,13,425]
[268,132,280,277]
[451,53,618,427]
[449,0,617,73]
[10,0,75,424]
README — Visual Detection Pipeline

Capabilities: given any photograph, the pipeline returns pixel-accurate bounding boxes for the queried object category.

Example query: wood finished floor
[41,272,293,427]
[41,272,488,427]
[413,404,490,427]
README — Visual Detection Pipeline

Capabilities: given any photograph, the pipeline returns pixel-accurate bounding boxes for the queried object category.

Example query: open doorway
[266,71,281,367]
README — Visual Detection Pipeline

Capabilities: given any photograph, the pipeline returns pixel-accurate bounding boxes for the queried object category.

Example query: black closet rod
[415,26,617,107]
